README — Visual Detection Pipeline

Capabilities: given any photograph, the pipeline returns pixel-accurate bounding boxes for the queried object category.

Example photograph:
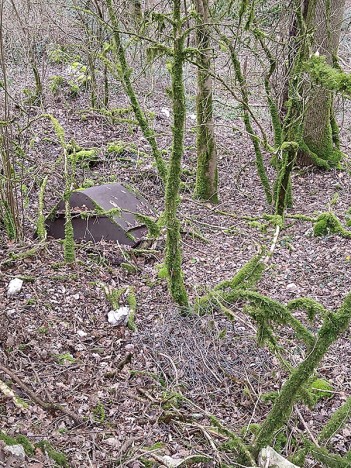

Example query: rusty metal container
[46,183,154,246]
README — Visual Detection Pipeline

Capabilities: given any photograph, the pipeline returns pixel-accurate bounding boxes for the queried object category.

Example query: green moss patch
[313,212,351,238]
[309,378,334,404]
[35,440,68,467]
[305,55,351,97]
[0,432,34,456]
[0,432,68,466]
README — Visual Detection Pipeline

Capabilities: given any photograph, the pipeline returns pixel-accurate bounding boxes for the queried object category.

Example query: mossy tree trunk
[105,0,167,184]
[298,0,346,167]
[227,40,272,205]
[194,0,218,203]
[275,0,317,215]
[164,0,189,308]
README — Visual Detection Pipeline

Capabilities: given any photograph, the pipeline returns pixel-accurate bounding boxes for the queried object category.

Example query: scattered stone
[104,437,119,447]
[77,329,88,337]
[286,283,298,292]
[6,309,16,317]
[160,107,170,118]
[3,444,26,459]
[108,307,130,326]
[150,454,212,467]
[7,279,23,297]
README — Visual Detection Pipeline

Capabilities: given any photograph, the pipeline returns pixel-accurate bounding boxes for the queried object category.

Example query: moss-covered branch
[210,416,256,466]
[105,0,167,184]
[287,297,329,321]
[318,396,351,444]
[226,38,272,205]
[225,289,315,348]
[253,26,283,148]
[214,253,265,292]
[305,442,350,468]
[41,114,75,263]
[36,176,48,241]
[253,292,351,455]
[195,253,265,314]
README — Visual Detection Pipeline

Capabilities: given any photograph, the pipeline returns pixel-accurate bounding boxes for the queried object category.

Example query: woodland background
[1,0,351,467]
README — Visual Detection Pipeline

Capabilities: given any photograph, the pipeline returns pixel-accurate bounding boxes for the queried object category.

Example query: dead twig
[263,225,281,265]
[159,352,179,386]
[0,362,84,426]
[294,405,320,447]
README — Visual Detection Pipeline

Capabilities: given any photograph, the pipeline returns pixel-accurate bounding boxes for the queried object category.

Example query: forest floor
[1,62,351,468]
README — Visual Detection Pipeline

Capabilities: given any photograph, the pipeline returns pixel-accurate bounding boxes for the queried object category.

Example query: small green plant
[67,62,90,96]
[22,87,39,105]
[49,75,65,94]
[81,178,95,188]
[47,44,71,64]
[127,287,137,331]
[107,140,132,155]
[92,402,106,423]
[103,286,125,310]
[69,83,80,97]
[102,285,137,331]
[106,140,144,163]
[161,391,184,410]
[157,263,168,279]
[26,298,36,305]
[55,353,76,365]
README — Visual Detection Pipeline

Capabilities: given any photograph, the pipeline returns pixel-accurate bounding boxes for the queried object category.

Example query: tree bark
[298,0,346,167]
[194,0,219,203]
[164,0,189,308]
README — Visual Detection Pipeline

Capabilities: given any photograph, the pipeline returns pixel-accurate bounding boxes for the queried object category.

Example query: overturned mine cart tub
[46,183,154,247]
